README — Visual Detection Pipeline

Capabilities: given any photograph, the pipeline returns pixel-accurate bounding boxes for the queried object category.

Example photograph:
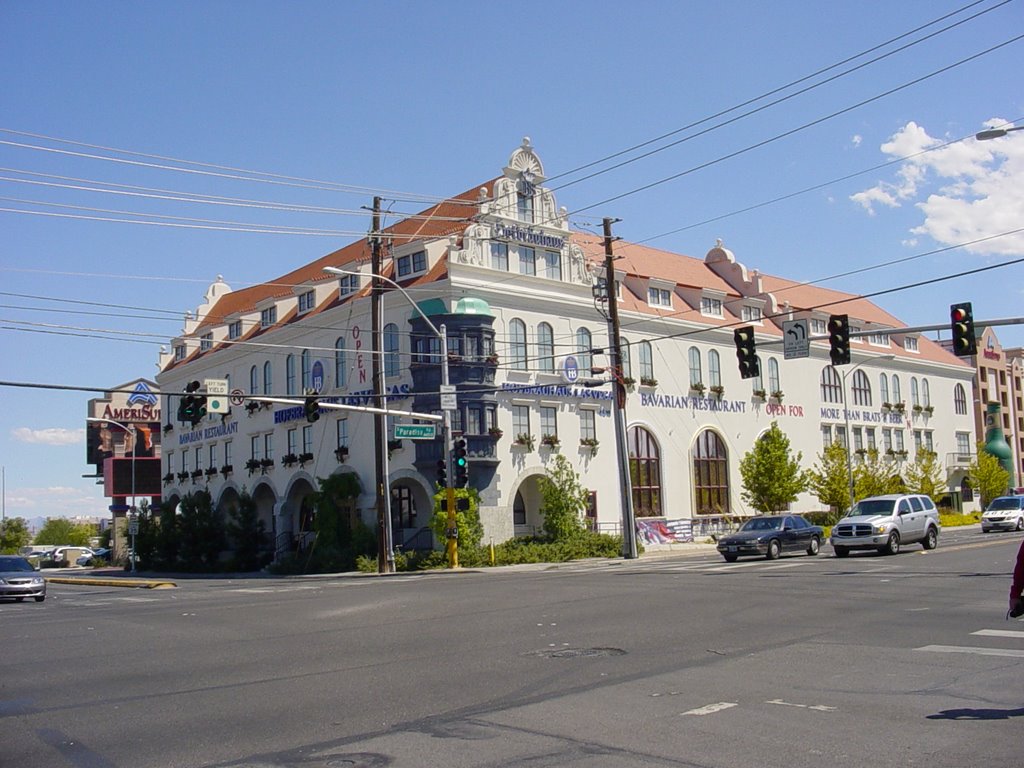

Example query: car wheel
[766,539,781,560]
[723,554,738,563]
[922,526,938,550]
[880,532,900,555]
[807,536,820,556]
[834,546,850,558]
[34,595,45,602]
[1016,517,1024,532]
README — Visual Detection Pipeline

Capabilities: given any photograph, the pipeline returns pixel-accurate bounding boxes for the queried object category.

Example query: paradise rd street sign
[393,424,437,440]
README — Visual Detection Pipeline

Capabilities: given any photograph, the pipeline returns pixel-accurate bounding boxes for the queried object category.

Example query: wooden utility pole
[370,197,394,573]
[604,217,638,559]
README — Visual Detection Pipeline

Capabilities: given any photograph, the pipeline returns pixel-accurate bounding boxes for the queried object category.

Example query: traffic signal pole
[370,197,395,574]
[440,324,458,568]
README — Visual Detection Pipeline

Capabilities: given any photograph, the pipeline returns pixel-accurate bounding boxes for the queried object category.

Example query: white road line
[971,629,1024,639]
[704,560,814,573]
[681,702,738,716]
[766,698,837,712]
[915,644,1024,658]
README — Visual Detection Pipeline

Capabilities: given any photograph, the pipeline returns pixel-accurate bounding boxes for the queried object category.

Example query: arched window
[334,337,346,389]
[852,369,872,406]
[627,425,662,517]
[891,374,902,405]
[708,349,722,388]
[384,323,400,377]
[767,357,781,395]
[639,341,654,381]
[693,429,730,516]
[513,490,527,526]
[301,349,312,391]
[880,373,890,405]
[576,328,592,373]
[688,346,702,387]
[954,383,968,415]
[537,323,554,373]
[921,378,931,408]
[509,319,527,370]
[910,377,920,408]
[249,365,258,395]
[621,339,632,381]
[820,366,843,403]
[262,361,272,395]
[286,354,296,396]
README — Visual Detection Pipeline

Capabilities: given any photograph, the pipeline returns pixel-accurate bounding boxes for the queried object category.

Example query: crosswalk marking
[971,629,1024,639]
[915,644,1024,658]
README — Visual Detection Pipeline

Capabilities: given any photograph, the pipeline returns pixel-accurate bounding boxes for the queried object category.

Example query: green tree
[738,421,807,513]
[537,453,590,541]
[430,488,484,550]
[155,500,179,569]
[969,445,1011,508]
[132,499,159,569]
[0,517,32,553]
[903,450,945,503]
[853,448,903,500]
[176,490,224,571]
[224,489,267,571]
[806,441,850,513]
[34,517,94,546]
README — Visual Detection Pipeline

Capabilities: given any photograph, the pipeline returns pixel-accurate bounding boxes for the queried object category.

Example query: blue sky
[1,1,1021,520]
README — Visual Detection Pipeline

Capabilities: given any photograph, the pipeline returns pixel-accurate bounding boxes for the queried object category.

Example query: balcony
[946,451,976,470]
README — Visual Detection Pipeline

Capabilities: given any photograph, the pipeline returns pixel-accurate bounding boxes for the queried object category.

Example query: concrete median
[45,576,177,589]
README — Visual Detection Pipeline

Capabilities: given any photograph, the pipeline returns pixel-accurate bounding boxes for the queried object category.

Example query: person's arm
[1010,540,1024,609]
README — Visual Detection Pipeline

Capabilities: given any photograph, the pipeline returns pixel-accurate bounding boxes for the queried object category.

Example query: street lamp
[840,354,896,513]
[323,266,458,569]
[86,416,137,573]
[976,125,1023,141]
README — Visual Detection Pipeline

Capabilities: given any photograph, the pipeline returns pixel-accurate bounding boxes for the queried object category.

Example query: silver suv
[830,494,940,557]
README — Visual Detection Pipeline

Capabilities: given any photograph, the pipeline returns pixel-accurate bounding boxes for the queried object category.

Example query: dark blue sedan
[716,515,823,562]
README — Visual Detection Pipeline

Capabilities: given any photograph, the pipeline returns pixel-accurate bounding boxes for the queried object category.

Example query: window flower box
[259,458,274,473]
[245,401,261,416]
[923,405,934,415]
[881,402,892,412]
[176,471,189,483]
[488,427,504,439]
[690,382,706,395]
[220,464,233,476]
[163,472,174,484]
[245,459,261,476]
[770,390,784,403]
[163,423,173,434]
[205,468,218,478]
[190,470,204,483]
[709,384,725,398]
[514,433,535,451]
[485,353,499,365]
[541,434,560,449]
[640,376,658,388]
[621,376,636,389]
[752,389,767,400]
[281,453,299,468]
[912,404,923,414]
[298,452,314,465]
[579,437,599,451]
[334,446,349,462]
[893,402,906,414]
[387,439,403,452]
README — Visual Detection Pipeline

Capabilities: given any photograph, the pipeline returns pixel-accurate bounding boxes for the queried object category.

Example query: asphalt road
[3,526,1022,768]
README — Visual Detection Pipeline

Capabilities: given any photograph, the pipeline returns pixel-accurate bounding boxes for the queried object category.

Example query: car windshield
[988,498,1023,511]
[850,499,895,517]
[741,517,783,531]
[0,556,35,573]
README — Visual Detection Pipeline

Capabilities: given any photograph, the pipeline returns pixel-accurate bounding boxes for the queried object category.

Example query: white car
[981,496,1024,533]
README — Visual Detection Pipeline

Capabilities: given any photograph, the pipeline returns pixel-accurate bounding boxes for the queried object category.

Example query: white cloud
[4,485,107,518]
[11,427,85,445]
[851,134,862,148]
[852,120,1024,256]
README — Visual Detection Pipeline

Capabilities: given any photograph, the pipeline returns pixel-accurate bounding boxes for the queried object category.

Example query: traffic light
[828,314,851,366]
[436,459,447,488]
[304,390,320,423]
[453,438,468,488]
[950,302,977,357]
[181,380,206,426]
[733,326,760,379]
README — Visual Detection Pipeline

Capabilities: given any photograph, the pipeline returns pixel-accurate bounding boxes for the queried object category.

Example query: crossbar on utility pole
[604,218,638,559]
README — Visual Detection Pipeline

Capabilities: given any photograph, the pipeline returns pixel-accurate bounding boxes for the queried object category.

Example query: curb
[45,576,178,589]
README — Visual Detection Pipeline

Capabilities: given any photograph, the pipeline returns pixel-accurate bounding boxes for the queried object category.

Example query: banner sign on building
[636,519,694,544]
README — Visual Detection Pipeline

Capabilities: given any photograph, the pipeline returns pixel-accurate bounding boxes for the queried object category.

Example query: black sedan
[0,555,47,602]
[716,515,823,562]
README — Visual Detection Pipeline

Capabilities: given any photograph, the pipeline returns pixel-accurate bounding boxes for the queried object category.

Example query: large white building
[156,140,976,557]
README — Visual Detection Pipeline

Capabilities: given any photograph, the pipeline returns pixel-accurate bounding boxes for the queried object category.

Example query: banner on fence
[636,518,694,544]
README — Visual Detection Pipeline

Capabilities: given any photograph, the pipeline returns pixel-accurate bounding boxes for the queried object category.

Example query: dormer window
[648,287,672,308]
[200,333,212,352]
[174,344,187,361]
[260,306,277,328]
[904,336,919,352]
[338,273,360,297]
[297,290,316,314]
[701,296,723,317]
[543,250,561,280]
[517,179,534,223]
[228,320,242,340]
[396,250,427,278]
[741,305,762,323]
[850,324,862,343]
[868,332,889,347]
[810,318,827,335]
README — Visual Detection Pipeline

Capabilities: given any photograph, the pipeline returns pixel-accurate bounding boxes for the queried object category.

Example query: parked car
[0,555,46,602]
[830,493,940,557]
[716,514,823,562]
[981,496,1024,533]
[77,548,111,566]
